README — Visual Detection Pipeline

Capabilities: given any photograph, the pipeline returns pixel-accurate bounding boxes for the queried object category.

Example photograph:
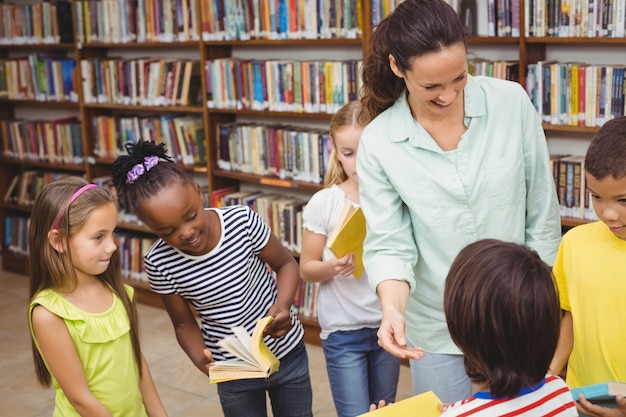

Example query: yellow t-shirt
[553,221,626,388]
[29,285,147,417]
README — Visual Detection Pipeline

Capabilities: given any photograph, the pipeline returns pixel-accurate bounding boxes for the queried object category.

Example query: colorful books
[326,202,366,278]
[356,391,442,417]
[209,316,280,384]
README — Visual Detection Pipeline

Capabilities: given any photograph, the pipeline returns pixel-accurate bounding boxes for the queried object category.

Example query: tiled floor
[0,265,413,417]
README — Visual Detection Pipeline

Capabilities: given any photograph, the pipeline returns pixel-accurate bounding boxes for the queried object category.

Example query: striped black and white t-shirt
[144,205,303,361]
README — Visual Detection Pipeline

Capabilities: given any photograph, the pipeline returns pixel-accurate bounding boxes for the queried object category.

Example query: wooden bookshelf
[0,0,611,346]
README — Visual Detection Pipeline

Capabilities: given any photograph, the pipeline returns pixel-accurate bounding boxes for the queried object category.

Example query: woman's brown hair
[359,0,467,124]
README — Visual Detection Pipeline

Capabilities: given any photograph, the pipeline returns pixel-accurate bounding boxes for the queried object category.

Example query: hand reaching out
[377,308,424,361]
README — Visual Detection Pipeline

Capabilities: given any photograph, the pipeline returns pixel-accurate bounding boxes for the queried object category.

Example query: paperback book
[209,316,279,383]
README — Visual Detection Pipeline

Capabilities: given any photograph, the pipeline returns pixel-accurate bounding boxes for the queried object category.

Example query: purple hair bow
[126,156,159,184]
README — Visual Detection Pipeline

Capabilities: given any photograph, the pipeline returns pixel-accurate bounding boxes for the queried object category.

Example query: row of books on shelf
[4,216,29,256]
[293,280,319,318]
[3,171,73,208]
[551,154,599,221]
[527,61,626,128]
[80,58,202,107]
[379,0,520,37]
[117,233,157,282]
[527,0,626,38]
[200,0,362,41]
[1,117,83,165]
[206,58,363,114]
[0,53,78,102]
[0,1,73,45]
[74,0,199,44]
[211,187,307,253]
[92,114,205,164]
[216,122,333,184]
[468,58,520,82]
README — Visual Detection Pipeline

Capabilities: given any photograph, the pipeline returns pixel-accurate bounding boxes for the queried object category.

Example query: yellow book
[356,391,442,417]
[209,316,280,384]
[326,202,366,278]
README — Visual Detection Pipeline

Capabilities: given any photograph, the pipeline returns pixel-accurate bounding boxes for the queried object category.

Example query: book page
[356,391,442,416]
[251,316,279,374]
[218,326,258,366]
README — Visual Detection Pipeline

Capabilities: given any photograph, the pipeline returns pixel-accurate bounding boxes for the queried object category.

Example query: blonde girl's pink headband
[51,184,98,230]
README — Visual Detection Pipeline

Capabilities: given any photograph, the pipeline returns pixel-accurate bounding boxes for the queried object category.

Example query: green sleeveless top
[29,285,148,417]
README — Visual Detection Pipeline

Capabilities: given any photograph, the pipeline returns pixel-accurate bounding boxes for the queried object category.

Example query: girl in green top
[28,176,167,417]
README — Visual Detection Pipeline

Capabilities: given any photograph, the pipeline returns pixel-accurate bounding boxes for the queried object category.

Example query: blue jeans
[217,341,313,417]
[409,352,472,404]
[323,328,401,417]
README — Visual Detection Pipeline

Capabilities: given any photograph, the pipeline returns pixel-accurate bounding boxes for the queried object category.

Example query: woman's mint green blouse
[29,285,147,417]
[357,75,562,354]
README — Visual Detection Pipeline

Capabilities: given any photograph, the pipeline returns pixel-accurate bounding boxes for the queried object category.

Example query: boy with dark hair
[441,239,577,416]
[550,116,626,416]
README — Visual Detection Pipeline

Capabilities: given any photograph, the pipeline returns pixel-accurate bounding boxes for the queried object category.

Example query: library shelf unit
[0,0,610,343]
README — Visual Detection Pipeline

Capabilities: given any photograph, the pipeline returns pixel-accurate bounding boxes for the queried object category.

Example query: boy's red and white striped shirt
[441,375,578,416]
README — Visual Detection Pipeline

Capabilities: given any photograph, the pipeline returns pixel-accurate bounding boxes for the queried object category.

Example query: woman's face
[389,42,468,117]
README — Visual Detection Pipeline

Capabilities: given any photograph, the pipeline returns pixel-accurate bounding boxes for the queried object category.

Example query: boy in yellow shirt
[550,116,626,417]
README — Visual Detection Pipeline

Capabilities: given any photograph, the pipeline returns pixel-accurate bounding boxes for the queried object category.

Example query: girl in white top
[300,101,402,417]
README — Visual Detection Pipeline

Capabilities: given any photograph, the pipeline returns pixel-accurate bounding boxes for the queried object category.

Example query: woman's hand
[376,280,424,361]
[377,307,424,361]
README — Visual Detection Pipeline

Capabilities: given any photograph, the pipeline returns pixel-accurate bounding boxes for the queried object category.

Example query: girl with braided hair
[111,140,313,417]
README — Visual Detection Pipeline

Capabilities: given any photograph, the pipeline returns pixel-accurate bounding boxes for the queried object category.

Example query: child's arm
[160,293,213,376]
[31,305,114,417]
[549,310,573,376]
[258,232,300,338]
[299,228,356,281]
[138,355,168,417]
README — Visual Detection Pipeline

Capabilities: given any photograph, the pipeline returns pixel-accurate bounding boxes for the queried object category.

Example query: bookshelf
[0,0,615,342]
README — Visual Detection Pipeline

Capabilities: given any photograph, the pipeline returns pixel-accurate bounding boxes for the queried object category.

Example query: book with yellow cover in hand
[209,316,280,383]
[356,391,442,416]
[326,202,366,278]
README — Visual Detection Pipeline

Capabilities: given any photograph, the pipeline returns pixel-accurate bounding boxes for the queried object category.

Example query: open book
[356,390,442,416]
[570,381,626,408]
[326,202,366,278]
[209,316,280,383]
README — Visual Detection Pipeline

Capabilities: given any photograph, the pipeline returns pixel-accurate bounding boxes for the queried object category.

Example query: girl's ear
[195,183,205,204]
[47,230,65,253]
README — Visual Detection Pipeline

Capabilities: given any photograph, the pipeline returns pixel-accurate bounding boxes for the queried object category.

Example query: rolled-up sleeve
[519,86,562,264]
[357,119,417,294]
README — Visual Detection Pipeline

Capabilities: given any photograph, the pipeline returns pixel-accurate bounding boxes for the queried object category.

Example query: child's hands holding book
[331,253,356,277]
[264,304,294,338]
[576,394,626,417]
